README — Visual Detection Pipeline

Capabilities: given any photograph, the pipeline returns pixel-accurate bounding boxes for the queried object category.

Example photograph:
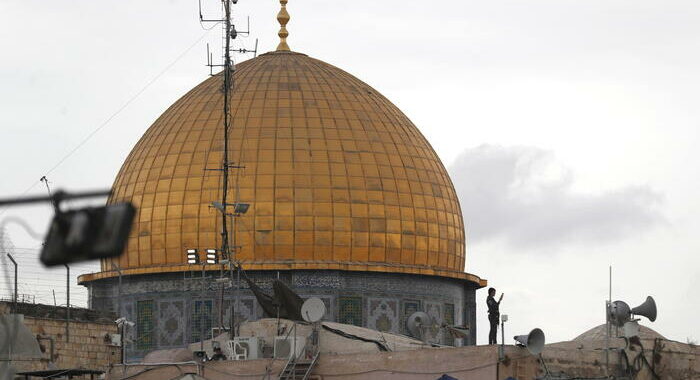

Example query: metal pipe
[605,266,611,376]
[112,263,123,364]
[229,260,235,340]
[7,253,17,312]
[218,276,224,333]
[65,264,70,342]
[201,263,205,353]
[232,212,240,337]
[236,265,240,337]
[500,319,505,360]
[110,263,123,316]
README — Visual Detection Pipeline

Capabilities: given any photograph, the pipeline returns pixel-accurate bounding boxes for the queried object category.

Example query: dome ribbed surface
[88,51,479,283]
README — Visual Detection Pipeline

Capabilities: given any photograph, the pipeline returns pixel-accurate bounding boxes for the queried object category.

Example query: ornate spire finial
[276,0,290,51]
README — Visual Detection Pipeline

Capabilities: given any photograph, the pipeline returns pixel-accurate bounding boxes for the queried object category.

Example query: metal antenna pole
[40,176,53,197]
[220,0,232,264]
[198,0,255,341]
[7,254,17,313]
[221,0,237,341]
[605,265,612,376]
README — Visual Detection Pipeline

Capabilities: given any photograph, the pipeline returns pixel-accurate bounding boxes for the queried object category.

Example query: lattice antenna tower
[198,0,257,264]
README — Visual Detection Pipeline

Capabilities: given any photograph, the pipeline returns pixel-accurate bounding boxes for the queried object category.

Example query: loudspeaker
[608,300,631,327]
[631,296,657,322]
[513,328,545,355]
[406,311,432,339]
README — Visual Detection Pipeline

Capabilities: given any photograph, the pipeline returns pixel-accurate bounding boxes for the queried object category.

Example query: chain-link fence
[0,246,98,308]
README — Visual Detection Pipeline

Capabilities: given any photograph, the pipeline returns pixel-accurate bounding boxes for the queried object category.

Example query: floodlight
[206,249,218,264]
[211,201,250,215]
[211,201,225,212]
[186,249,199,264]
[233,203,249,214]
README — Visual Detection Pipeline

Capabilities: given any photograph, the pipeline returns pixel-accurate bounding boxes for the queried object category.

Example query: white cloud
[449,144,665,248]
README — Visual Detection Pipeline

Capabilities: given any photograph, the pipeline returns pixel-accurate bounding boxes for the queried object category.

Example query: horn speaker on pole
[513,328,545,355]
[631,296,657,322]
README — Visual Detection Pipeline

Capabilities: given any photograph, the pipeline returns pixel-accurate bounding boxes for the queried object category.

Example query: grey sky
[1,0,698,344]
[449,144,664,247]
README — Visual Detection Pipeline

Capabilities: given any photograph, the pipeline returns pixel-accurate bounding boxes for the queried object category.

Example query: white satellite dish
[301,297,326,323]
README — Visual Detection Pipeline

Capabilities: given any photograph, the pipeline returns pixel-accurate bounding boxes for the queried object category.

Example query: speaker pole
[500,317,506,360]
[605,265,612,377]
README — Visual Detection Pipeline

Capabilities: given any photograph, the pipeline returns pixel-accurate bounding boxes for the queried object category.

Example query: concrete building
[78,2,485,359]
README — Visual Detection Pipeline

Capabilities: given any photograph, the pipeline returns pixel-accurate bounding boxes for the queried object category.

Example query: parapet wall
[1,302,120,373]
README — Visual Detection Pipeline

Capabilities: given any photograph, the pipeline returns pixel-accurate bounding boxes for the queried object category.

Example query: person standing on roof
[487,287,504,345]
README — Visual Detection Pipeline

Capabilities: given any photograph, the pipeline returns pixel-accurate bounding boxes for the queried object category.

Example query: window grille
[136,300,155,350]
[338,296,363,326]
[191,300,213,343]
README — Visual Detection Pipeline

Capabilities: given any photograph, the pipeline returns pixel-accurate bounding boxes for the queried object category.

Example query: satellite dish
[513,328,545,355]
[631,296,657,322]
[406,311,432,339]
[301,297,326,323]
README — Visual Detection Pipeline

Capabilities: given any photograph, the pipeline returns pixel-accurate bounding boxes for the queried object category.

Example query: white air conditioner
[273,336,306,360]
[227,337,262,360]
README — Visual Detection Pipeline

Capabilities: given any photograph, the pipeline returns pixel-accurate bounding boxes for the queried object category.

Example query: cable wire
[0,26,217,219]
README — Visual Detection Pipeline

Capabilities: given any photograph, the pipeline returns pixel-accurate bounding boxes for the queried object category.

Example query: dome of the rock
[80,50,481,284]
[79,37,484,357]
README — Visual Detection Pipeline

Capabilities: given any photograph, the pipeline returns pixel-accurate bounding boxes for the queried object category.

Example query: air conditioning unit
[227,337,262,360]
[273,336,306,360]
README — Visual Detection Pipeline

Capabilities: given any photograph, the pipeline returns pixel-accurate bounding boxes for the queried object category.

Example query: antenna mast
[199,0,252,264]
[199,0,257,339]
[221,0,233,265]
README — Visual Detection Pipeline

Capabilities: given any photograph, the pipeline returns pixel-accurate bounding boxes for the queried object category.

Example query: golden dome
[82,51,483,285]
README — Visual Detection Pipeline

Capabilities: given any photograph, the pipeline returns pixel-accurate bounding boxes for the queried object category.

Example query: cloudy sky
[1,0,698,344]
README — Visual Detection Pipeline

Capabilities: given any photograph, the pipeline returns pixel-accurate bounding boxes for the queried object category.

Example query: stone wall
[107,345,539,380]
[1,302,120,374]
[105,339,700,380]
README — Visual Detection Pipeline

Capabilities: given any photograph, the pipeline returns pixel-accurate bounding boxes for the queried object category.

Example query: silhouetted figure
[487,287,503,345]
